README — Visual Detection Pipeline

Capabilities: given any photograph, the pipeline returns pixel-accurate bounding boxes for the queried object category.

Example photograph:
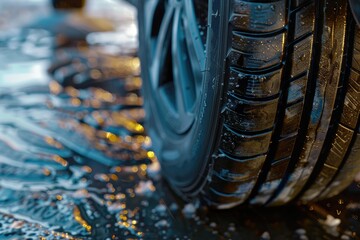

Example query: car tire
[138,0,360,208]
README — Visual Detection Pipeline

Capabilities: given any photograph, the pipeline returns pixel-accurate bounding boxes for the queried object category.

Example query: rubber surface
[52,0,86,9]
[139,0,360,208]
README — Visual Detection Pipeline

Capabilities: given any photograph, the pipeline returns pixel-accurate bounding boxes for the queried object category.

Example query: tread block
[281,101,304,136]
[229,68,282,98]
[225,94,278,132]
[291,0,311,8]
[211,174,256,195]
[287,74,307,104]
[355,29,360,50]
[250,157,291,205]
[290,36,313,77]
[294,3,315,39]
[316,165,337,185]
[274,134,297,161]
[324,124,354,168]
[303,125,354,201]
[232,0,285,33]
[220,126,272,158]
[302,165,337,201]
[340,69,360,128]
[267,157,291,182]
[213,153,265,182]
[230,32,284,69]
[352,49,360,70]
[319,133,360,199]
[205,187,243,205]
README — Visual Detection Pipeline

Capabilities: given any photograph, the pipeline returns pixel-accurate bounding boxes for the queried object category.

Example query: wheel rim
[144,0,207,135]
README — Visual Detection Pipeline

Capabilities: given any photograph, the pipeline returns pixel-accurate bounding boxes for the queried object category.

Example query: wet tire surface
[205,0,360,207]
[139,0,360,208]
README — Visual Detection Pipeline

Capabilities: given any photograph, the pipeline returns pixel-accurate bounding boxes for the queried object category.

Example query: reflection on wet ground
[0,0,359,239]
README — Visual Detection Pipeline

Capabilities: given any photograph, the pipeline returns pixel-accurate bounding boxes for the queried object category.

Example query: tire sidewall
[138,0,229,197]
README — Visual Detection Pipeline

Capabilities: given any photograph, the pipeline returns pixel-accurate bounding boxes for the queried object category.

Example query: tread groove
[229,64,283,75]
[232,28,286,38]
[200,0,359,208]
[292,6,355,202]
[306,18,359,201]
[244,0,293,204]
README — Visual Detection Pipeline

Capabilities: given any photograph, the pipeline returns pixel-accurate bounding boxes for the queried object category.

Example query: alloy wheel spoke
[172,7,196,115]
[150,2,175,87]
[145,0,207,133]
[144,0,160,38]
[182,0,206,93]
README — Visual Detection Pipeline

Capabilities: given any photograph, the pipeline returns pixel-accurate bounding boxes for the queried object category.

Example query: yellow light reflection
[106,132,119,143]
[73,206,92,232]
[52,155,68,167]
[146,151,155,159]
[65,86,79,97]
[49,80,63,95]
[70,98,82,106]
